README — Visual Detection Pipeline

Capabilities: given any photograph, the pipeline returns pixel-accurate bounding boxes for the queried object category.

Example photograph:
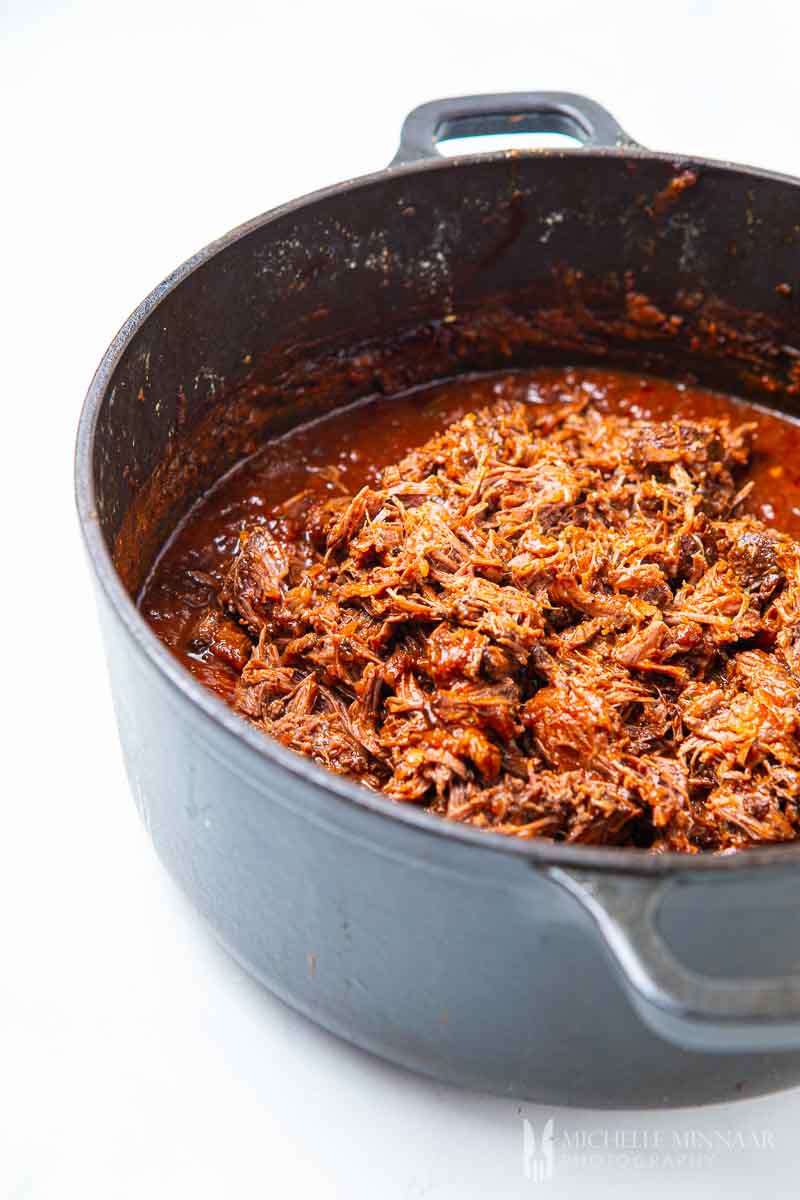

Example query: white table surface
[5,1,800,1194]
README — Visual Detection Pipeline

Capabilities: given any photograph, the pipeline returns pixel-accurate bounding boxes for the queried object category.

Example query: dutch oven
[76,92,800,1107]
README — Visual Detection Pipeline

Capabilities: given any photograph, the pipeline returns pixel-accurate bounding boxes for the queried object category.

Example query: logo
[519,1113,777,1180]
[522,1118,555,1184]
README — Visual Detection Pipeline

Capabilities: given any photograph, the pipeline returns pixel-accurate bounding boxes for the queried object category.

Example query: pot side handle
[548,865,800,1052]
[391,91,640,166]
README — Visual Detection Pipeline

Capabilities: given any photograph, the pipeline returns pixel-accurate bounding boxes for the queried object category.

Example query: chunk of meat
[424,623,489,684]
[191,608,253,672]
[727,525,786,607]
[219,527,290,635]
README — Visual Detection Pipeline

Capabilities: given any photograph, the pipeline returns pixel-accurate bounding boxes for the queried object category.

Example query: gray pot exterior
[79,95,800,1107]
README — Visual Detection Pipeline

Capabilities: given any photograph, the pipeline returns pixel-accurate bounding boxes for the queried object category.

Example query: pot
[76,92,800,1107]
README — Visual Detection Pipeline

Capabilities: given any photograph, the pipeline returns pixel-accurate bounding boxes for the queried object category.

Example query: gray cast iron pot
[76,92,800,1107]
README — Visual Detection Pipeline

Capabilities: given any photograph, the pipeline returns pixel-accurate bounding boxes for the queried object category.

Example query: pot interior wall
[91,152,800,595]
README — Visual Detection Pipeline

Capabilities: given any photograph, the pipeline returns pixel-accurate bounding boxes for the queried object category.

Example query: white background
[4,1,800,1195]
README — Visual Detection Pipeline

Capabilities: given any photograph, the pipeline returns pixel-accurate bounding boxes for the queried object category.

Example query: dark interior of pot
[90,152,800,596]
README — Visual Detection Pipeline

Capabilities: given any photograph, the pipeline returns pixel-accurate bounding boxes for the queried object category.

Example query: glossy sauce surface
[141,368,800,700]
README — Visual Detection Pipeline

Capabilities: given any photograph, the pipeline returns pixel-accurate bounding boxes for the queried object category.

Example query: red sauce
[141,367,800,701]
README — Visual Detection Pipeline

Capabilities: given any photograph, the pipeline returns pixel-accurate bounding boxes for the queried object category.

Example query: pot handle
[391,91,640,166]
[548,865,800,1052]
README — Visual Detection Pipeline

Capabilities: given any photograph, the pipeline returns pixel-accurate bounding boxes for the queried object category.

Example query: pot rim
[75,144,800,877]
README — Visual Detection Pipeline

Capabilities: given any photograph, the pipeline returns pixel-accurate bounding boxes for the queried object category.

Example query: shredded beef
[201,396,800,851]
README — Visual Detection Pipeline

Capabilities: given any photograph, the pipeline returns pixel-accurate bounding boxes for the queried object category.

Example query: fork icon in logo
[522,1118,555,1184]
